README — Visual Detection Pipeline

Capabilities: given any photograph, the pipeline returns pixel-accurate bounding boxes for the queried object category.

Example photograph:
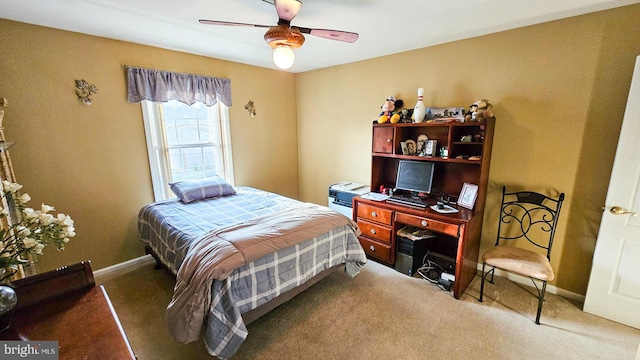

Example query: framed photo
[426,107,466,122]
[416,134,428,155]
[404,140,417,155]
[400,141,409,155]
[424,140,437,156]
[457,183,478,209]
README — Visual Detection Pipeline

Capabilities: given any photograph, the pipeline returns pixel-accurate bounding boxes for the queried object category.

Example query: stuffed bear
[377,96,404,124]
[465,99,494,122]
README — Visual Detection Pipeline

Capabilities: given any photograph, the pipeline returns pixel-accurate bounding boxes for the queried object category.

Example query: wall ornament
[244,100,256,118]
[75,79,98,105]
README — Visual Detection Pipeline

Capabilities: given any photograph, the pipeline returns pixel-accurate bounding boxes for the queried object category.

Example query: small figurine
[400,108,414,123]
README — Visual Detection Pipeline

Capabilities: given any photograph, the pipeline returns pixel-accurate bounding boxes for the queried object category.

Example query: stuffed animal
[377,96,404,124]
[465,99,494,122]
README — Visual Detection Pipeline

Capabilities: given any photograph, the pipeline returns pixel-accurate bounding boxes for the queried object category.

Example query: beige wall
[296,5,640,295]
[0,20,299,272]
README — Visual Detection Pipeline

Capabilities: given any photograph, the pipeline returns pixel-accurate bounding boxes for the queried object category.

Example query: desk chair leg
[479,263,486,302]
[479,262,495,302]
[535,281,547,325]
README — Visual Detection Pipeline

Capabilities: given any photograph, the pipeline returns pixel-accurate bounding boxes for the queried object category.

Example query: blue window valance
[126,66,232,107]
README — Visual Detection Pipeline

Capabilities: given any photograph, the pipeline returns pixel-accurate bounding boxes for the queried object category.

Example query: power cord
[416,251,452,291]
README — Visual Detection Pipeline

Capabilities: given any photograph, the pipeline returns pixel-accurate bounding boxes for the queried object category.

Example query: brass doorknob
[610,206,638,217]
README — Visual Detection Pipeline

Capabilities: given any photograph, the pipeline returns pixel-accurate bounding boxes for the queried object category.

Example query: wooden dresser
[0,262,136,359]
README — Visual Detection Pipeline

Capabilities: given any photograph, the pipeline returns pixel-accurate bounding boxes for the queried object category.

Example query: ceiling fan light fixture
[264,24,305,49]
[201,0,357,69]
[273,45,295,70]
[287,27,305,48]
[264,24,292,47]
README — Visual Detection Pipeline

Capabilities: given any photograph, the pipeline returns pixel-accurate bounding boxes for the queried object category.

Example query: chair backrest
[12,261,95,310]
[495,186,565,259]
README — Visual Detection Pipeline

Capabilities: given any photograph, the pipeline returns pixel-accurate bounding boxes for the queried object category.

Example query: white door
[583,56,640,329]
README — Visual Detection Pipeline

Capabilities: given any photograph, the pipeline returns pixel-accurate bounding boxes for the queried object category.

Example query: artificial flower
[0,181,75,282]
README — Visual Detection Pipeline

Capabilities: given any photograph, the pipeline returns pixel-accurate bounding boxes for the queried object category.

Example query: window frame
[141,100,234,201]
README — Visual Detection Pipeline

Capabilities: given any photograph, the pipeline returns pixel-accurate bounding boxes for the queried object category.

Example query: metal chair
[478,186,564,324]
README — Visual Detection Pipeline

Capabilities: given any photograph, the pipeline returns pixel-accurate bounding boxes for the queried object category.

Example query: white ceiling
[2,0,639,73]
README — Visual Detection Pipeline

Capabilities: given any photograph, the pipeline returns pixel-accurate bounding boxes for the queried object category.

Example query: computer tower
[395,235,433,276]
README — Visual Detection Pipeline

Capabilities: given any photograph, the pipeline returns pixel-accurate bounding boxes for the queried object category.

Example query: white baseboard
[476,263,585,304]
[93,255,155,280]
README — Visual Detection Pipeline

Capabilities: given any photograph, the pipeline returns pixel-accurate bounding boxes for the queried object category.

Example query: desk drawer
[356,219,392,244]
[358,236,392,263]
[395,213,459,237]
[356,203,393,225]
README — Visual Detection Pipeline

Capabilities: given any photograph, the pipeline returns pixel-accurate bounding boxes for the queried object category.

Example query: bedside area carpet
[97,257,640,360]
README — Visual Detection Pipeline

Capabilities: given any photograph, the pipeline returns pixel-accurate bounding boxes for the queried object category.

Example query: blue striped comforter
[137,187,366,358]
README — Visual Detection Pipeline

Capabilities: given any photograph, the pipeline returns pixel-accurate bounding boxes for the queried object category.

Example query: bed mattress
[138,186,298,274]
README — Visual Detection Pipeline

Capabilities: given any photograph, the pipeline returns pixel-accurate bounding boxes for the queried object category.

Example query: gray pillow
[170,176,236,203]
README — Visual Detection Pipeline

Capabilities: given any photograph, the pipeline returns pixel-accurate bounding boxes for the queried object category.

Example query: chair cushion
[483,245,554,281]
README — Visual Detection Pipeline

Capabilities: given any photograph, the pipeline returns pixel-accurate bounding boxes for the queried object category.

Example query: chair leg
[479,262,486,302]
[535,281,547,325]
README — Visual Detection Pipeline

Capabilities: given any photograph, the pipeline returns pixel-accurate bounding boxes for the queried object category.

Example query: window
[141,100,234,201]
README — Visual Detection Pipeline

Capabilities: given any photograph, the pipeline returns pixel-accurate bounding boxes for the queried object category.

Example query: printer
[328,182,370,218]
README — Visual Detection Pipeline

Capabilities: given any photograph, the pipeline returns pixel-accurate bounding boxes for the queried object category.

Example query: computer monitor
[395,160,434,195]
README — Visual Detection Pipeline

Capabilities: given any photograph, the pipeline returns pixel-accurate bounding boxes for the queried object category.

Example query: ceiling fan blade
[199,19,271,29]
[296,27,359,43]
[275,0,302,22]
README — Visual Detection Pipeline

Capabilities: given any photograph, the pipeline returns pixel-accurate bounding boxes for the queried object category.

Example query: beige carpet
[97,257,640,360]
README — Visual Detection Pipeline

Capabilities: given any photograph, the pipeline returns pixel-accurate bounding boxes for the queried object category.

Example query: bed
[137,178,367,359]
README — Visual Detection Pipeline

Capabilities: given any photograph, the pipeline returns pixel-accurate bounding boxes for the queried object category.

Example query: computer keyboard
[387,195,428,208]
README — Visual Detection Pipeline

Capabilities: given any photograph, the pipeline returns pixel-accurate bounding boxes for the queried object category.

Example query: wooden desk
[353,196,483,299]
[0,263,135,359]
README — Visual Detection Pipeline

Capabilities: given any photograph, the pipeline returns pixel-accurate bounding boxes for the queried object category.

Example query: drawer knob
[370,228,376,235]
[371,211,377,217]
[369,245,375,251]
[421,220,428,227]
[386,138,391,143]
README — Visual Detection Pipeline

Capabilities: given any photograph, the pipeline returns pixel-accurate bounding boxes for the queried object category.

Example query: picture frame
[457,183,478,209]
[425,107,466,122]
[423,140,437,156]
[400,141,409,155]
[416,134,428,155]
[404,139,417,155]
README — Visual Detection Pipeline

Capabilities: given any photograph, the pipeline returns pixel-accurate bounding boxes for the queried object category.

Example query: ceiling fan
[199,0,359,69]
